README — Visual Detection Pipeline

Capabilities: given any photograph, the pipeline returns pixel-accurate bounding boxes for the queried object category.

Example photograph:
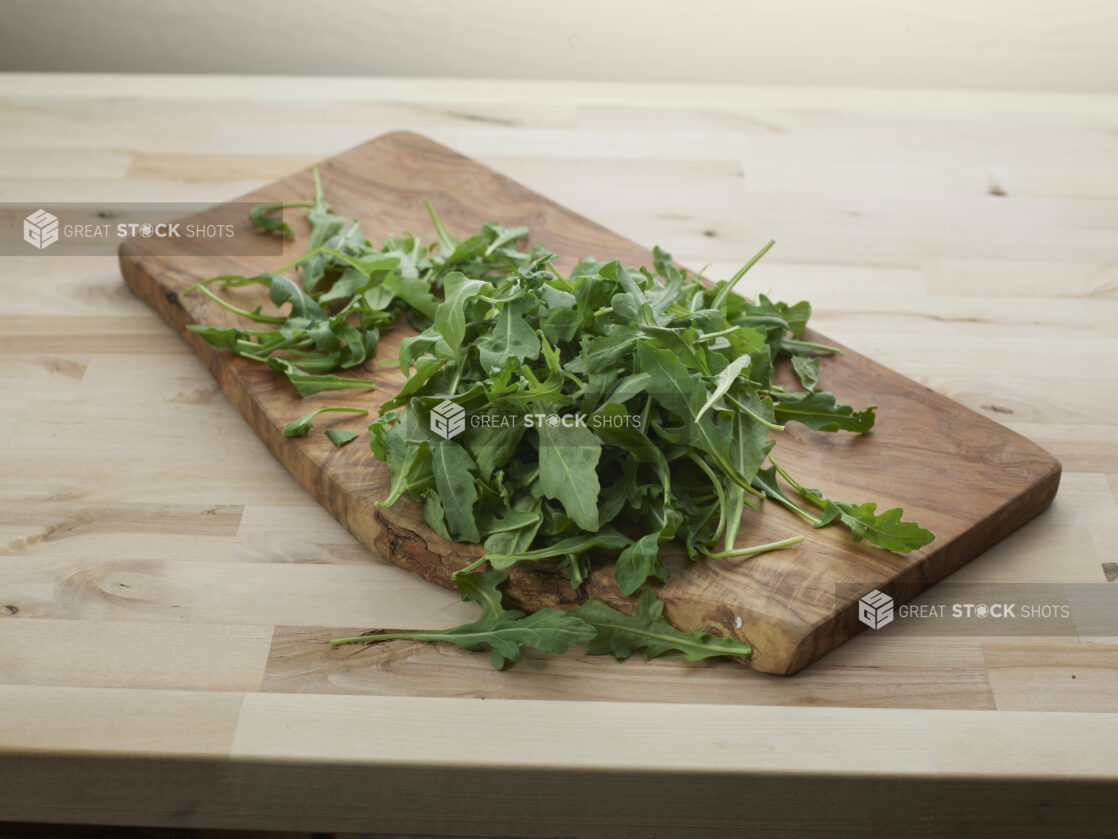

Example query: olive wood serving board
[118,131,1060,674]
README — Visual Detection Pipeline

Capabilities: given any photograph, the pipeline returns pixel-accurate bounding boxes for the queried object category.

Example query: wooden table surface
[1,73,1116,837]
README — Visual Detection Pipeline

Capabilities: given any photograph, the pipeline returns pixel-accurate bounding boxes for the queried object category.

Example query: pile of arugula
[188,170,934,669]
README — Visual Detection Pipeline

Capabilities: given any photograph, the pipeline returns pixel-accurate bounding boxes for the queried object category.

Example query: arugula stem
[782,339,842,355]
[703,534,804,559]
[727,394,786,432]
[182,274,247,295]
[687,451,728,543]
[711,239,775,310]
[305,407,368,418]
[453,557,489,577]
[279,353,344,371]
[330,630,442,647]
[268,245,365,278]
[448,361,464,395]
[723,490,745,554]
[770,457,822,506]
[188,285,286,324]
[696,326,740,341]
[235,335,309,357]
[754,475,823,525]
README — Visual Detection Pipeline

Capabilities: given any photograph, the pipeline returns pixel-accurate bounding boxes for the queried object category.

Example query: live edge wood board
[118,131,1061,675]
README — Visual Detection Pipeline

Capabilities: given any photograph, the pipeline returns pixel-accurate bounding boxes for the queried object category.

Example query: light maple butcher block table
[1,74,1116,837]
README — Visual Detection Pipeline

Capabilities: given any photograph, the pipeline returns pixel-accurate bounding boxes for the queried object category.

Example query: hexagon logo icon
[858,589,894,630]
[24,209,60,250]
[430,399,466,440]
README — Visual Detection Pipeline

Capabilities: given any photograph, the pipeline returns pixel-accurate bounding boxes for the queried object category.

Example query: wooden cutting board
[118,131,1060,675]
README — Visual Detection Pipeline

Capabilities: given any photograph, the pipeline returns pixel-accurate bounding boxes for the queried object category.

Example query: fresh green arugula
[190,171,935,670]
[575,591,754,662]
[282,406,369,438]
[325,429,359,448]
[330,571,596,670]
[330,571,752,667]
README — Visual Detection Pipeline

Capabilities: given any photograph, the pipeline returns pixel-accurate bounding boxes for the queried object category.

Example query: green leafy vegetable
[194,174,936,671]
[772,391,876,433]
[613,533,667,596]
[817,502,936,552]
[265,358,375,398]
[330,571,595,670]
[790,354,820,391]
[282,406,369,438]
[249,200,311,239]
[535,419,602,533]
[770,459,936,552]
[574,591,753,662]
[325,429,359,448]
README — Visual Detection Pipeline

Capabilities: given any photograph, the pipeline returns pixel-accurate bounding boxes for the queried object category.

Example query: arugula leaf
[816,500,936,552]
[476,298,540,372]
[464,421,525,482]
[265,358,375,398]
[381,272,440,320]
[721,408,772,551]
[769,460,934,552]
[331,570,595,669]
[540,306,581,344]
[790,354,820,391]
[269,275,326,321]
[378,357,445,412]
[378,419,433,507]
[425,199,460,257]
[435,272,488,356]
[187,324,243,351]
[325,429,359,448]
[430,440,480,542]
[574,591,753,662]
[773,391,876,433]
[478,527,631,570]
[535,419,603,533]
[282,406,369,437]
[750,465,823,525]
[249,201,310,239]
[695,354,751,422]
[636,341,751,489]
[613,532,668,596]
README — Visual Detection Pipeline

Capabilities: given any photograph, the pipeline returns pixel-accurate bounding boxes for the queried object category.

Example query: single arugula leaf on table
[574,591,753,662]
[330,571,596,670]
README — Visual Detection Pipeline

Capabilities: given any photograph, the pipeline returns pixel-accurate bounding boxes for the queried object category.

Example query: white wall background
[2,0,1117,92]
